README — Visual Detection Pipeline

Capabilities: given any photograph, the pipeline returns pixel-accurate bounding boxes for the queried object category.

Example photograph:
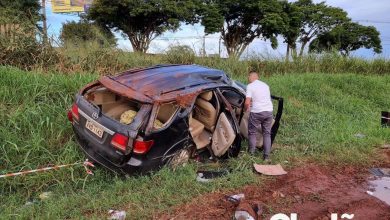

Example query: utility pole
[218,37,221,58]
[42,0,48,44]
[202,35,206,57]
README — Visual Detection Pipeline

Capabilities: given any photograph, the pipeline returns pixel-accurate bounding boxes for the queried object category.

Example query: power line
[354,20,390,24]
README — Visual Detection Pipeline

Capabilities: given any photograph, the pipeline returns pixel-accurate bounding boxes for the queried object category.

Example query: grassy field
[0,66,389,219]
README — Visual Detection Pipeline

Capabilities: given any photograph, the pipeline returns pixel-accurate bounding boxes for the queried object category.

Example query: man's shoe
[249,148,256,155]
[263,156,271,164]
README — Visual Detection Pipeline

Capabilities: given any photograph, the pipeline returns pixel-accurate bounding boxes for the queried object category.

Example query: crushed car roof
[98,65,232,105]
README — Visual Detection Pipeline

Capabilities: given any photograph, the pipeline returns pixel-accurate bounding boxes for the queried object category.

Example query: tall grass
[1,66,389,218]
[1,35,389,75]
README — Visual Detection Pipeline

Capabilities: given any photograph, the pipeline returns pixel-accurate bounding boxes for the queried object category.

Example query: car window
[221,89,244,107]
[152,102,180,131]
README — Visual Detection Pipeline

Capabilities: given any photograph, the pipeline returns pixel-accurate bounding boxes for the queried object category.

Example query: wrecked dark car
[67,65,283,175]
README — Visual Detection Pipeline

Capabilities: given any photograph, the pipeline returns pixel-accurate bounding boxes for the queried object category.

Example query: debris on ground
[355,133,366,138]
[368,176,390,205]
[157,164,390,220]
[226,193,245,203]
[39,192,53,201]
[196,169,229,182]
[253,164,287,176]
[381,144,390,149]
[381,111,390,127]
[234,210,255,220]
[227,194,264,220]
[108,210,126,220]
[24,199,39,206]
[234,200,256,220]
[272,191,285,198]
[369,168,390,177]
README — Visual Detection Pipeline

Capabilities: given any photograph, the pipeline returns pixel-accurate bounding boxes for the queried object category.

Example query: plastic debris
[24,199,39,206]
[196,169,229,183]
[83,159,95,175]
[235,200,256,220]
[108,210,126,220]
[196,172,211,183]
[234,211,255,220]
[39,192,53,200]
[227,193,245,203]
[253,164,287,176]
[355,133,366,138]
[366,191,374,195]
[370,168,390,177]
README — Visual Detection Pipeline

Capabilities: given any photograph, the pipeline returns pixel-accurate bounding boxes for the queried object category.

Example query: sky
[44,0,390,58]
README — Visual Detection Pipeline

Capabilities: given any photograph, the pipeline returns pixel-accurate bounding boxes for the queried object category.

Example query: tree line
[85,0,382,59]
[0,0,383,60]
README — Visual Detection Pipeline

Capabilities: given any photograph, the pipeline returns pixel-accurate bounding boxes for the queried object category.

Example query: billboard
[51,0,93,13]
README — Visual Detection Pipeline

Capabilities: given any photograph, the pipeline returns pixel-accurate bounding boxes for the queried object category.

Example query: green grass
[0,66,389,219]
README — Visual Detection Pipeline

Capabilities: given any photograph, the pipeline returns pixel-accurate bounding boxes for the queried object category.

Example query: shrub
[164,45,196,64]
[0,23,59,71]
[60,20,116,47]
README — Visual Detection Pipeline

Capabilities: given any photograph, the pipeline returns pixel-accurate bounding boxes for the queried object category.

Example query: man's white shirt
[246,80,273,113]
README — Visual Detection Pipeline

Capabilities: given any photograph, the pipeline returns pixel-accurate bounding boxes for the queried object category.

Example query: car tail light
[67,110,73,122]
[111,133,129,152]
[68,103,79,122]
[133,139,154,154]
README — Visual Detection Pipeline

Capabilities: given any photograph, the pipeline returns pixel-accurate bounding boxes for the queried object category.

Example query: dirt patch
[156,164,390,220]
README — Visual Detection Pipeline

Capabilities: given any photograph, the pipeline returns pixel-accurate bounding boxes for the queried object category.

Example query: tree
[60,20,116,46]
[0,0,41,40]
[87,0,198,53]
[294,0,349,57]
[280,1,304,61]
[200,0,285,59]
[0,0,40,23]
[309,22,382,56]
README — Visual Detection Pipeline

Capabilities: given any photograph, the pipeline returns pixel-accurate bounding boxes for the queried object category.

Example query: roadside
[156,148,390,220]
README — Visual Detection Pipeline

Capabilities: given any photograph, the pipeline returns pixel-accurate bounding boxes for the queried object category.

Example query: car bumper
[73,126,160,175]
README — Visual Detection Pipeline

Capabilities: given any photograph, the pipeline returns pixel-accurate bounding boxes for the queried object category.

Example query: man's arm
[245,97,251,112]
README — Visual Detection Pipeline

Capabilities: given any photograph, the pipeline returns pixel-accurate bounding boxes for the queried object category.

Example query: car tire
[166,148,191,169]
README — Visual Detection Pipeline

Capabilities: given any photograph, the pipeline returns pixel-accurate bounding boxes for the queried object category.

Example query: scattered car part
[370,168,390,177]
[382,111,390,127]
[253,164,287,176]
[196,169,230,182]
[226,193,245,203]
[108,210,126,220]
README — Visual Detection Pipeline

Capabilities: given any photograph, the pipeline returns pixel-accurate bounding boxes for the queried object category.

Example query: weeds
[1,37,390,75]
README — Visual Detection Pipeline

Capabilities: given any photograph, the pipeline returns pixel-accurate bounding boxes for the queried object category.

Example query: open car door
[211,112,236,156]
[211,89,242,157]
[239,95,284,147]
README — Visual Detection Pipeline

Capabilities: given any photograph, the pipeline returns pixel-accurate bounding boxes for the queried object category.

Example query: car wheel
[167,148,190,169]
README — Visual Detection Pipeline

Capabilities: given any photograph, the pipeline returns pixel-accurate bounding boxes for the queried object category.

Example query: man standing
[245,72,273,161]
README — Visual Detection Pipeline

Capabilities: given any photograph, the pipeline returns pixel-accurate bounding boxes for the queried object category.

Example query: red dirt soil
[156,161,390,220]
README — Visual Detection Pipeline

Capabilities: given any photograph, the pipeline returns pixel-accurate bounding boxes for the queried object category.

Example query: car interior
[189,91,218,149]
[154,102,179,129]
[189,90,237,157]
[84,87,140,121]
[84,87,240,157]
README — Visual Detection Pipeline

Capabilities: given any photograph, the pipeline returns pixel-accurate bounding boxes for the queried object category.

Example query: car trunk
[74,85,152,165]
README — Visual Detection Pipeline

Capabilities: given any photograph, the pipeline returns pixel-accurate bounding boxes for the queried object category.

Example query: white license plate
[85,120,104,138]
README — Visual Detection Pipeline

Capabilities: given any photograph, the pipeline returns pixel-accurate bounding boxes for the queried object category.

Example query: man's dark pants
[248,111,273,158]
